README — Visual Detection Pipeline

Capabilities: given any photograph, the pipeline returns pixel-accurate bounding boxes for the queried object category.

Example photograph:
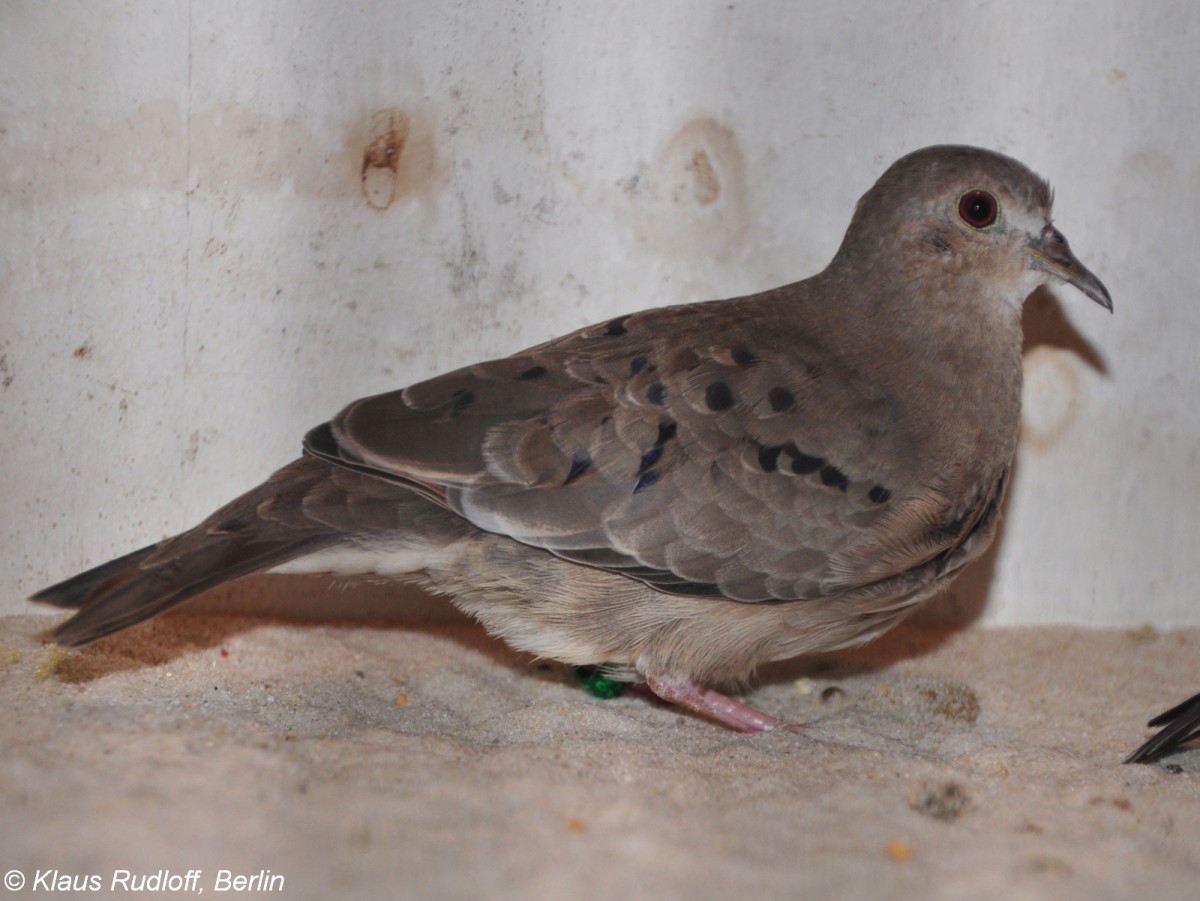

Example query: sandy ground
[2,582,1198,900]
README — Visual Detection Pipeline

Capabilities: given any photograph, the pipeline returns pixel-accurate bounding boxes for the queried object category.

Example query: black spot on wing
[705,382,734,411]
[731,347,757,367]
[629,355,649,376]
[646,382,667,405]
[518,365,547,381]
[757,443,783,472]
[819,464,849,491]
[768,387,795,412]
[788,447,824,475]
[868,484,892,504]
[605,317,628,337]
[755,442,856,494]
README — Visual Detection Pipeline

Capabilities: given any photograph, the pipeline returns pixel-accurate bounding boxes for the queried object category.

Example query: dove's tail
[1125,692,1200,764]
[30,458,343,647]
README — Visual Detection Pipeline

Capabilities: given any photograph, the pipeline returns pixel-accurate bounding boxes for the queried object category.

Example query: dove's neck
[810,260,1027,471]
[814,255,1026,355]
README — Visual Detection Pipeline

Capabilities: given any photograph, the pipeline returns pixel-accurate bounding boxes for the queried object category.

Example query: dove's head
[834,145,1111,315]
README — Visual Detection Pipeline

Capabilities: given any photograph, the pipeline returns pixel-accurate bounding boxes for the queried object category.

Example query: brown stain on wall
[4,99,444,210]
[353,108,441,210]
[1020,346,1084,454]
[687,150,720,206]
[658,118,744,212]
[611,116,752,262]
[361,111,410,209]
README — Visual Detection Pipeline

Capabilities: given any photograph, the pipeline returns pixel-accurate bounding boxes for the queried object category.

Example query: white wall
[3,1,1197,627]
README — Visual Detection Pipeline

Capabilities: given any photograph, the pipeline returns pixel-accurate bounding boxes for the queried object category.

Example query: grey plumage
[32,145,1111,732]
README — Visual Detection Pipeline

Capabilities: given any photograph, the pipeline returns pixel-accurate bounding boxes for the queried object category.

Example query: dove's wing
[306,292,1004,603]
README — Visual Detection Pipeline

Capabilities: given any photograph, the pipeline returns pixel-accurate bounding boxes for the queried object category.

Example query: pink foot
[645,674,804,733]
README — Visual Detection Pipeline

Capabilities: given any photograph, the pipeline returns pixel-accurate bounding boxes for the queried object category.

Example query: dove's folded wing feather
[307,294,1001,604]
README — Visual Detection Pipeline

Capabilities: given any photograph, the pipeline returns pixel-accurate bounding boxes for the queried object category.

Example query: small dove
[33,145,1111,732]
[1126,692,1200,763]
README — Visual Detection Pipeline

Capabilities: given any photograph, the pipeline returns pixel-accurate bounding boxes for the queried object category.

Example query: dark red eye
[958,190,998,228]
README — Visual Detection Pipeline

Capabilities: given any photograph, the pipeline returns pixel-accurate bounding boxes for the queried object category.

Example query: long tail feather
[48,534,335,646]
[1125,692,1200,763]
[31,458,342,646]
[30,544,160,609]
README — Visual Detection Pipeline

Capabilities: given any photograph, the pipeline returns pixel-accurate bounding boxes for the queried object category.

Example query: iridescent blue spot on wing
[637,446,662,476]
[564,454,592,486]
[633,469,661,494]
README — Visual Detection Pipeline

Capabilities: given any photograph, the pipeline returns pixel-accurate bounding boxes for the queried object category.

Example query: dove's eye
[958,190,998,228]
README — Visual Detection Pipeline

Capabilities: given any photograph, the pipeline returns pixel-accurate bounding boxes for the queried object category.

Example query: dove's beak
[1026,225,1113,311]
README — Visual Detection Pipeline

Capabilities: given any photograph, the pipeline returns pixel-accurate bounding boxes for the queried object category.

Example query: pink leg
[645,674,804,733]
